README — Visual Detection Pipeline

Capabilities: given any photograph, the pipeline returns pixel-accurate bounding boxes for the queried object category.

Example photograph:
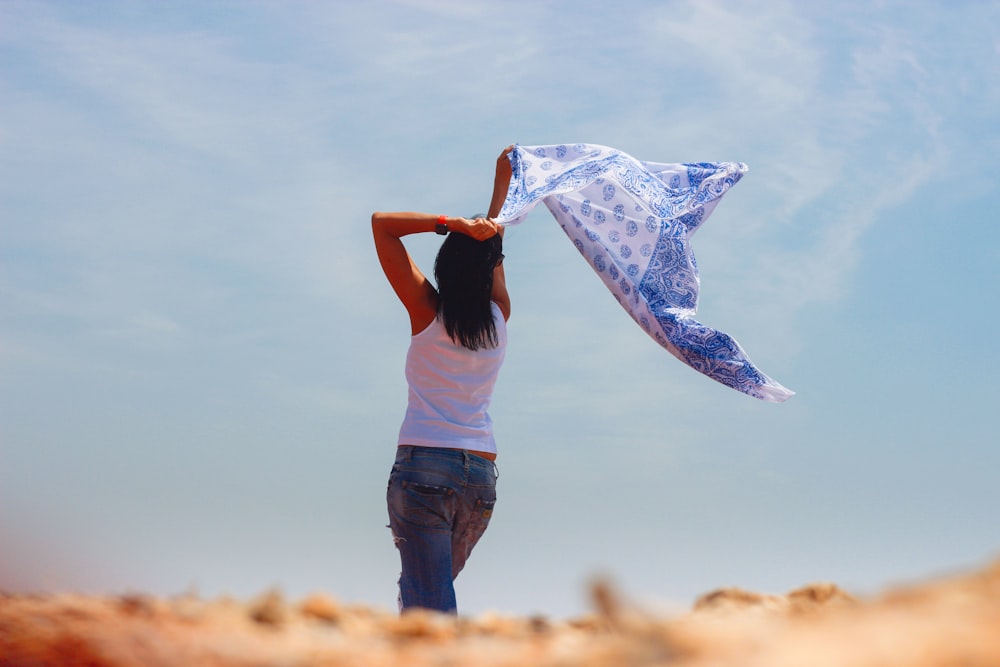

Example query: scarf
[495,143,793,403]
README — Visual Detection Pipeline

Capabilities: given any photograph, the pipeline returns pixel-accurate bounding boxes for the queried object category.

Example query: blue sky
[2,0,998,617]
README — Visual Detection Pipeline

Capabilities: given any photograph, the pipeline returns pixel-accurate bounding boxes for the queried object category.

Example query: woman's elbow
[372,212,392,233]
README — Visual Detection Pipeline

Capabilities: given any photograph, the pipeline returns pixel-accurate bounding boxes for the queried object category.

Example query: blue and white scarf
[496,143,793,402]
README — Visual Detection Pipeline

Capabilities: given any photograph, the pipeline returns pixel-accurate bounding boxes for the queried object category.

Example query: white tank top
[397,302,507,453]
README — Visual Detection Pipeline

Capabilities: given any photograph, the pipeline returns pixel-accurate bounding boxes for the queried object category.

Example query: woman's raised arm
[372,212,501,334]
[371,212,440,334]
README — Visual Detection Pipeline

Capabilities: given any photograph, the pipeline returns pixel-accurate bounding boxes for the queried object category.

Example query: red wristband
[435,215,448,235]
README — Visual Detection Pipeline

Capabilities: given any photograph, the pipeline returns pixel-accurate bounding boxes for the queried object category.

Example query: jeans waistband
[396,445,498,470]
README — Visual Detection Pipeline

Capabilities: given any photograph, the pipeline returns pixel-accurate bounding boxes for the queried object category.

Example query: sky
[2,0,998,618]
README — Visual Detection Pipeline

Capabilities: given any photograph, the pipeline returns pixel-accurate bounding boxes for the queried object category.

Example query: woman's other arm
[491,259,510,322]
[487,146,514,320]
[487,145,514,219]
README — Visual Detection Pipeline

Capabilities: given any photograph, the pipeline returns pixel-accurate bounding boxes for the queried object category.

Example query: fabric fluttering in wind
[495,143,793,402]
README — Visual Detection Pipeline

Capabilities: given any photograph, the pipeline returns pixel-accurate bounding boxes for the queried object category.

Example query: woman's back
[398,302,507,454]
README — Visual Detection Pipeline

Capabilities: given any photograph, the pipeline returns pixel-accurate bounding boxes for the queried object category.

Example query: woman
[372,147,513,613]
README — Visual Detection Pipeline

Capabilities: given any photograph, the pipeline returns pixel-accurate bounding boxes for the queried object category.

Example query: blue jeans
[386,445,498,613]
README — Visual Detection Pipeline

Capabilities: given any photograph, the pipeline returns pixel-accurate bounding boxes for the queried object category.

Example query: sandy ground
[2,559,999,667]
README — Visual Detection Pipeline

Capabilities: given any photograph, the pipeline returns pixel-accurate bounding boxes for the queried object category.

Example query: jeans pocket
[391,479,455,529]
[404,480,453,496]
[476,496,496,521]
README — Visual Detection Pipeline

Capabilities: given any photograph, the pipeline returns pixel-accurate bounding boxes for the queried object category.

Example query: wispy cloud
[572,1,968,358]
[3,0,985,375]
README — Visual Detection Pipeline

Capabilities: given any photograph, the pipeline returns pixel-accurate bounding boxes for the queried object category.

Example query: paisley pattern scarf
[495,143,793,402]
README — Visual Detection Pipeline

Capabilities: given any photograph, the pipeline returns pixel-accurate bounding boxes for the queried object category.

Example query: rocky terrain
[2,559,999,666]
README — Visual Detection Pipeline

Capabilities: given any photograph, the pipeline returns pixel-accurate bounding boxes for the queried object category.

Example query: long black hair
[433,226,504,351]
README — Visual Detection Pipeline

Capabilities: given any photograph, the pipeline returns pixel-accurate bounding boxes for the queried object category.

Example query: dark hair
[433,228,504,351]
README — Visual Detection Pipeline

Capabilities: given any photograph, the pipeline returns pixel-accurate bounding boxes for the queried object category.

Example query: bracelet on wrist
[435,215,448,235]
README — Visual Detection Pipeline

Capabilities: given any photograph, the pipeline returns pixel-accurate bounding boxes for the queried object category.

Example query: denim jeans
[386,445,498,613]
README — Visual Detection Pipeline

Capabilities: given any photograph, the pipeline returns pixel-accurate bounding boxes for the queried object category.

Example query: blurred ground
[2,559,999,666]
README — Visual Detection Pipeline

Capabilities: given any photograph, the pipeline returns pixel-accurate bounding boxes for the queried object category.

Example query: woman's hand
[450,216,500,240]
